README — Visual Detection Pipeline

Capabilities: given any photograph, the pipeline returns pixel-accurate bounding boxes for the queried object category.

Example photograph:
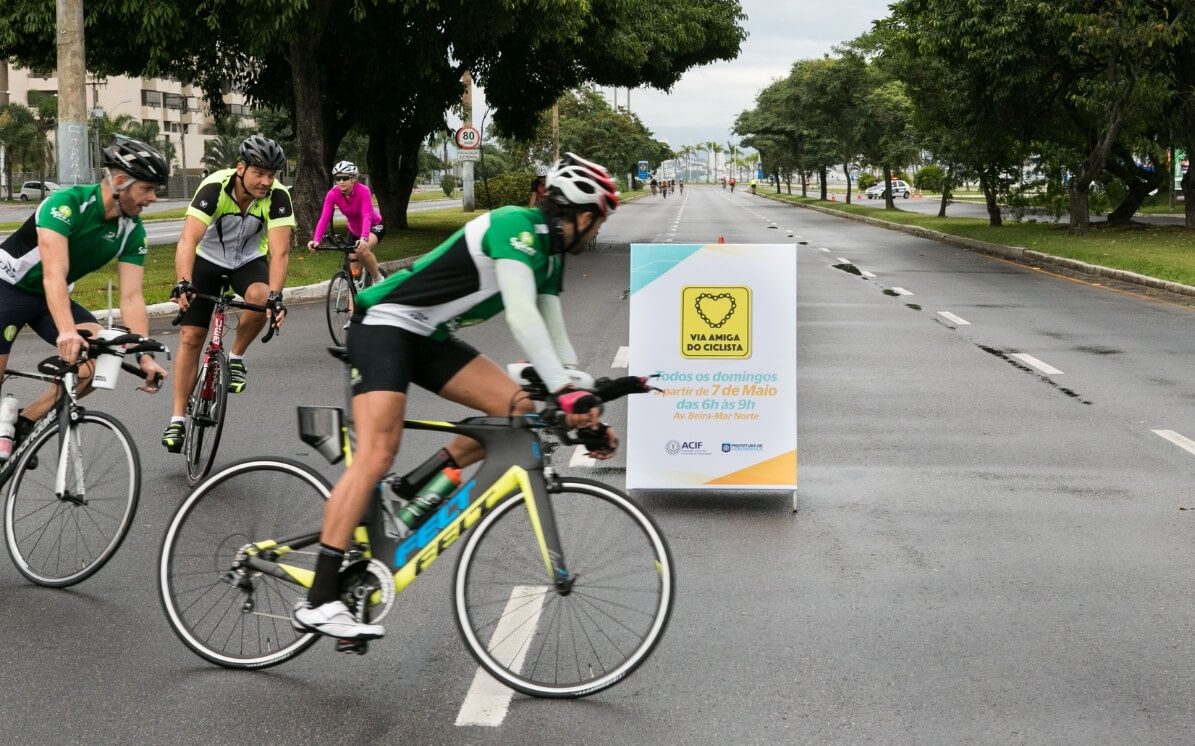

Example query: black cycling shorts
[0,281,97,355]
[346,322,479,396]
[178,255,270,328]
[369,224,386,242]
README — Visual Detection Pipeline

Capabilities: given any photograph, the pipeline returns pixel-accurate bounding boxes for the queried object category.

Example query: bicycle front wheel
[159,457,330,669]
[4,411,140,587]
[454,477,674,697]
[184,350,229,486]
[325,271,353,346]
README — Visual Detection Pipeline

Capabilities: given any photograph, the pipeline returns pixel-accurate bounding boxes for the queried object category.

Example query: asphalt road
[1,185,1194,744]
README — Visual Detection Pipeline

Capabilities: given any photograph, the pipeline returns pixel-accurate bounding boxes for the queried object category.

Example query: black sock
[307,543,345,607]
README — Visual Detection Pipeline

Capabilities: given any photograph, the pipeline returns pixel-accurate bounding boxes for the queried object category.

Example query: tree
[201,115,251,172]
[0,103,51,199]
[0,0,746,236]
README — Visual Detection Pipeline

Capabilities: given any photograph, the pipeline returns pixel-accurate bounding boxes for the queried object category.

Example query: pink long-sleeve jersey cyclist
[312,182,382,243]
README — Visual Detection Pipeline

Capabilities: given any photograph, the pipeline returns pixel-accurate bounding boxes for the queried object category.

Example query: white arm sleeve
[496,258,575,392]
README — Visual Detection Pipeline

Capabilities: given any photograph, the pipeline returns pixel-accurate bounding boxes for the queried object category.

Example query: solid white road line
[937,311,971,325]
[1010,353,1063,375]
[1153,430,1195,458]
[456,585,549,727]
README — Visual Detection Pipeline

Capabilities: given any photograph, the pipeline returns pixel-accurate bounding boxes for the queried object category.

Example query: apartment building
[2,62,254,190]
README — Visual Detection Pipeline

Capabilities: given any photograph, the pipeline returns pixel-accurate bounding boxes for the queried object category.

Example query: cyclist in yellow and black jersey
[162,135,293,453]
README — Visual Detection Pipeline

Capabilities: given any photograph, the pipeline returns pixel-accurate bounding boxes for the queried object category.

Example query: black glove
[170,280,193,300]
[266,290,286,320]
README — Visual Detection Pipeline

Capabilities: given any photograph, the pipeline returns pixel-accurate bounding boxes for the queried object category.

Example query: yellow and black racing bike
[157,348,674,698]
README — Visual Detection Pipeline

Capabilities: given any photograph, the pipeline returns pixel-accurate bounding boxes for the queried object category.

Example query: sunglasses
[335,175,353,182]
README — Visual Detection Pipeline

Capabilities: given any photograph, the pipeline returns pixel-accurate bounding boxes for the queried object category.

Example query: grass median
[68,207,474,309]
[770,192,1195,288]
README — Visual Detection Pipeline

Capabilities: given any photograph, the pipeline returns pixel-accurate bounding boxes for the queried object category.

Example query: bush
[913,165,944,193]
[440,174,457,198]
[857,173,877,191]
[475,171,535,210]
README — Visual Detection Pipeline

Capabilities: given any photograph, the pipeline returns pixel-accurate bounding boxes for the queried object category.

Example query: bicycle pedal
[335,638,369,655]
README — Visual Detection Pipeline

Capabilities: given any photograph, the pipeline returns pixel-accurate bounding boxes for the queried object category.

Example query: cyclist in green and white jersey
[293,153,619,639]
[162,135,292,453]
[0,136,170,437]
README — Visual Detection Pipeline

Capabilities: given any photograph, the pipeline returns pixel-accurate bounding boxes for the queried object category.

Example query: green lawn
[769,192,1195,288]
[68,208,474,308]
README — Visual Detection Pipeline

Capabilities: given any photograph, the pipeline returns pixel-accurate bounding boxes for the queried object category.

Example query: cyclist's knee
[179,326,207,348]
[242,283,269,304]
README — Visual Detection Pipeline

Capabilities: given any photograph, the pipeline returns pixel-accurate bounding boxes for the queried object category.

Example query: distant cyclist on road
[0,136,170,441]
[162,135,292,453]
[308,160,385,287]
[291,152,619,640]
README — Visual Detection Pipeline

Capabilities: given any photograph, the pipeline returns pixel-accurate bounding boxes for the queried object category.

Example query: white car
[865,179,912,199]
[18,180,60,201]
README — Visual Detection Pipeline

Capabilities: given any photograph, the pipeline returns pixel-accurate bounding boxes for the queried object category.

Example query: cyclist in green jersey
[162,135,292,452]
[293,153,619,639]
[0,136,170,437]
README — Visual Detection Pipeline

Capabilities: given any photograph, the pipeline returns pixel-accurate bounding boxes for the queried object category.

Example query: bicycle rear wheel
[454,477,674,697]
[4,411,140,587]
[325,271,353,346]
[184,350,229,486]
[159,457,330,669]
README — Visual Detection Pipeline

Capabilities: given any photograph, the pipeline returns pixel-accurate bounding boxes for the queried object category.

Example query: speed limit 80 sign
[455,126,481,150]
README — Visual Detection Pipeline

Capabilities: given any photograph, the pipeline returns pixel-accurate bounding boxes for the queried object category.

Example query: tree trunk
[282,0,333,244]
[1184,152,1195,230]
[937,164,954,218]
[1066,178,1092,236]
[819,167,827,200]
[366,124,421,231]
[979,170,1002,227]
[882,163,893,208]
[1105,149,1163,226]
[842,163,852,203]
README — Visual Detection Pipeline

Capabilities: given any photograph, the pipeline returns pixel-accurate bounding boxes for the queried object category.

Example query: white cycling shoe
[292,600,384,640]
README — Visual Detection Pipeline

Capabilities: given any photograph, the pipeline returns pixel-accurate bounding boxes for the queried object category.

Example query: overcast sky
[627,0,895,152]
[466,1,895,160]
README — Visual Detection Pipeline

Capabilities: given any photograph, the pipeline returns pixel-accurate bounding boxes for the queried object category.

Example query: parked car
[865,179,912,199]
[18,180,60,201]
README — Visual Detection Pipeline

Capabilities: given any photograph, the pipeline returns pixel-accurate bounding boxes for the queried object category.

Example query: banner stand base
[629,488,799,513]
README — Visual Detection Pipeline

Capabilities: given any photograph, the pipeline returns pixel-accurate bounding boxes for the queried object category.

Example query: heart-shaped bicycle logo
[694,293,736,328]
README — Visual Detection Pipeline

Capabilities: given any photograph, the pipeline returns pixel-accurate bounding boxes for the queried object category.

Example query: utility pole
[1,61,9,198]
[56,0,89,186]
[552,102,560,161]
[461,71,475,212]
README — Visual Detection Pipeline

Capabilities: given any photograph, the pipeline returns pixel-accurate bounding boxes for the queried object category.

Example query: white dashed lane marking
[1010,353,1063,375]
[937,312,970,325]
[1153,430,1195,457]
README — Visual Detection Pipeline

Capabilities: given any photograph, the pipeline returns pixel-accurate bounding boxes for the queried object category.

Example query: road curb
[768,194,1195,299]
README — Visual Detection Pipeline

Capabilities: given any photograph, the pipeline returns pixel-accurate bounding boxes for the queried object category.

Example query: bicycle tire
[184,351,229,486]
[159,457,330,669]
[4,411,140,587]
[453,477,674,698]
[325,271,353,346]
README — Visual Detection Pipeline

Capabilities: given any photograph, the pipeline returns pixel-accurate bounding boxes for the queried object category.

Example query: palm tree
[706,141,723,182]
[201,115,251,171]
[0,103,52,199]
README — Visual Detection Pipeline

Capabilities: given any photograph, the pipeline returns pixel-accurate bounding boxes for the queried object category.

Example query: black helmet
[238,135,286,171]
[102,136,169,185]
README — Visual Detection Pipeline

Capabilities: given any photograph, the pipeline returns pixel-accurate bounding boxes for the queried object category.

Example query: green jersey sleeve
[116,221,150,267]
[482,208,540,266]
[35,189,84,239]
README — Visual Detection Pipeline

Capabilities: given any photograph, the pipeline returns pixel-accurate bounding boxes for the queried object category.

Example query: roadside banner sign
[457,149,481,162]
[638,161,650,181]
[626,243,797,496]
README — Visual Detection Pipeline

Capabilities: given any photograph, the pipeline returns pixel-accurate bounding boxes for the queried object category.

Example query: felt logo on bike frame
[680,286,750,359]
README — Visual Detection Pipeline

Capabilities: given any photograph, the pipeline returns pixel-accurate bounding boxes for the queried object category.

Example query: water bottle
[394,467,462,531]
[0,394,19,462]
